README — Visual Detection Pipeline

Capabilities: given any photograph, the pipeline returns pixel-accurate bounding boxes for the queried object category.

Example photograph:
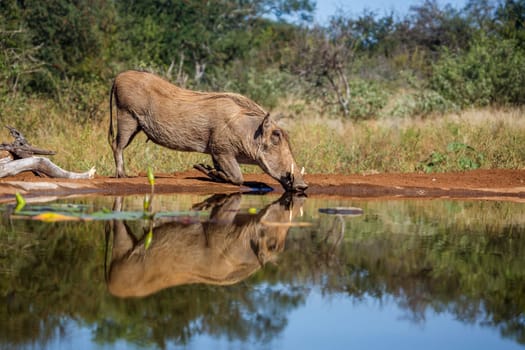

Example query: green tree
[115,0,314,85]
[0,0,44,96]
[495,0,525,45]
[431,33,525,106]
[24,0,115,78]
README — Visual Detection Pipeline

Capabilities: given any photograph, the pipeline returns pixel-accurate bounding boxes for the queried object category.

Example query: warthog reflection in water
[107,193,305,298]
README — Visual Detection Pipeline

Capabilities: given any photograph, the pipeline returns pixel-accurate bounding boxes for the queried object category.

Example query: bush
[417,141,484,173]
[346,79,389,119]
[390,89,457,117]
[431,34,525,107]
[215,66,294,110]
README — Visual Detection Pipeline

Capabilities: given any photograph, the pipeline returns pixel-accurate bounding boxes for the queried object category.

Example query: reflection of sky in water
[190,290,521,350]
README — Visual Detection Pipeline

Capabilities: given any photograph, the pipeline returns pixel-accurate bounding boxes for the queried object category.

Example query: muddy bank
[1,169,525,203]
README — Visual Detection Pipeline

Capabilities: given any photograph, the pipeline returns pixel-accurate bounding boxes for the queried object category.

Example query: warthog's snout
[281,173,308,192]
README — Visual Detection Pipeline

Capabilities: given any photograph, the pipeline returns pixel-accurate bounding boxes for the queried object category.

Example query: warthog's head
[256,114,308,192]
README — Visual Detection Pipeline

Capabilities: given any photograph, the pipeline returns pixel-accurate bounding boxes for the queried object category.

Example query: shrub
[431,34,525,107]
[346,79,389,119]
[417,141,484,173]
[215,67,293,110]
[390,89,457,117]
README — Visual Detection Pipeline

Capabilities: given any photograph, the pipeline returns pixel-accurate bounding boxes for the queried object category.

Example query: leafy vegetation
[1,0,524,174]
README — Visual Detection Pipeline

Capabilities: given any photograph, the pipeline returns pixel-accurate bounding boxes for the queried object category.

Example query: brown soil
[1,169,525,203]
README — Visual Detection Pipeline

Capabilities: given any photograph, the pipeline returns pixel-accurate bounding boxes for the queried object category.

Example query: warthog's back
[112,70,267,153]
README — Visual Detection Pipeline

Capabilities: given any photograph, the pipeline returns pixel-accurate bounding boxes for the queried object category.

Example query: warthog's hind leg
[194,154,244,186]
[112,110,141,178]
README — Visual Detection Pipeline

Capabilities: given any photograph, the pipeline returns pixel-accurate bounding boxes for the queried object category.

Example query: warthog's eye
[271,129,282,145]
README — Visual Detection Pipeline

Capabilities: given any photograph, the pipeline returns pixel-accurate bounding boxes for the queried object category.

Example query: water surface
[1,193,524,349]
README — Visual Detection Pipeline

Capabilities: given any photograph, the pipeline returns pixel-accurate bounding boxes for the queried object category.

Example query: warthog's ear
[262,113,272,132]
[258,113,274,145]
[260,114,285,146]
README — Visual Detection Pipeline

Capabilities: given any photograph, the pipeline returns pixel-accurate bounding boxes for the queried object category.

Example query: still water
[1,193,524,349]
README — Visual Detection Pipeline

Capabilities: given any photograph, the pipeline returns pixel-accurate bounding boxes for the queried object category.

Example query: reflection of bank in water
[106,193,306,298]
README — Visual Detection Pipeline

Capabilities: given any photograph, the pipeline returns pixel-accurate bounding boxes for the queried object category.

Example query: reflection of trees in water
[89,283,304,348]
[0,223,106,348]
[1,199,525,347]
[278,208,525,345]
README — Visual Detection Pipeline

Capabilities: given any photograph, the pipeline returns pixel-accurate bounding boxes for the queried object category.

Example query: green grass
[1,95,524,177]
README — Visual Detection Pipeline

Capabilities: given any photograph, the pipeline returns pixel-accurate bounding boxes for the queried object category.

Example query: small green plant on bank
[418,142,484,173]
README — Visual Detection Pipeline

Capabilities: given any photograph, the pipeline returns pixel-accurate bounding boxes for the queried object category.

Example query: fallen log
[0,157,95,179]
[1,126,95,179]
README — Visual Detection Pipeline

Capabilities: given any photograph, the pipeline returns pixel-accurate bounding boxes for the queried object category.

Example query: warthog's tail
[108,80,116,151]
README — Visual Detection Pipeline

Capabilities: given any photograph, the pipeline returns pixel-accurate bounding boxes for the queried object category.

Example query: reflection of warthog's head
[250,194,305,265]
[107,193,306,298]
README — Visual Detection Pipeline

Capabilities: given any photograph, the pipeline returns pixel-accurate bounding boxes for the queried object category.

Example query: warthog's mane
[202,92,267,117]
[200,93,293,144]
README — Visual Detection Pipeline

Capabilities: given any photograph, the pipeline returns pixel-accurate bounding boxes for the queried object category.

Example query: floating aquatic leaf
[32,212,84,222]
[25,203,89,213]
[87,210,145,221]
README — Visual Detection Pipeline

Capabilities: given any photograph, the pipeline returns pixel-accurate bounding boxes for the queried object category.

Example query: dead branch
[1,126,56,159]
[0,157,95,179]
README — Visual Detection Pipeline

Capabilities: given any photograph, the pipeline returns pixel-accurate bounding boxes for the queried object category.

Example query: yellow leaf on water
[32,212,83,222]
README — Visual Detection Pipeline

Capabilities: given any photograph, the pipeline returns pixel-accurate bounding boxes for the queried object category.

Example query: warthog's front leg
[194,154,244,186]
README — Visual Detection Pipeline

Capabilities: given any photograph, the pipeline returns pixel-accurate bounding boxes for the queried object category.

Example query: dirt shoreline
[1,169,525,203]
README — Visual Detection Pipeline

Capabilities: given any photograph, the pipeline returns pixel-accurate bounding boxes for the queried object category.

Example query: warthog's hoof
[193,164,227,183]
[193,163,213,175]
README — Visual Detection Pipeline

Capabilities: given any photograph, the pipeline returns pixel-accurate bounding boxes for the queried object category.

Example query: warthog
[107,193,305,298]
[109,70,307,192]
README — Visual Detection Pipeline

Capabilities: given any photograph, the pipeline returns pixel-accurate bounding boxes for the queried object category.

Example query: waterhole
[1,193,524,349]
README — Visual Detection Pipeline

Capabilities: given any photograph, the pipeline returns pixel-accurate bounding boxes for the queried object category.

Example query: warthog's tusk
[289,210,292,222]
[300,166,305,176]
[291,163,294,175]
[300,206,304,217]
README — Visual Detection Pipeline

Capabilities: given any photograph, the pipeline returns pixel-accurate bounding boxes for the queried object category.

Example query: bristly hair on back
[204,92,267,117]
